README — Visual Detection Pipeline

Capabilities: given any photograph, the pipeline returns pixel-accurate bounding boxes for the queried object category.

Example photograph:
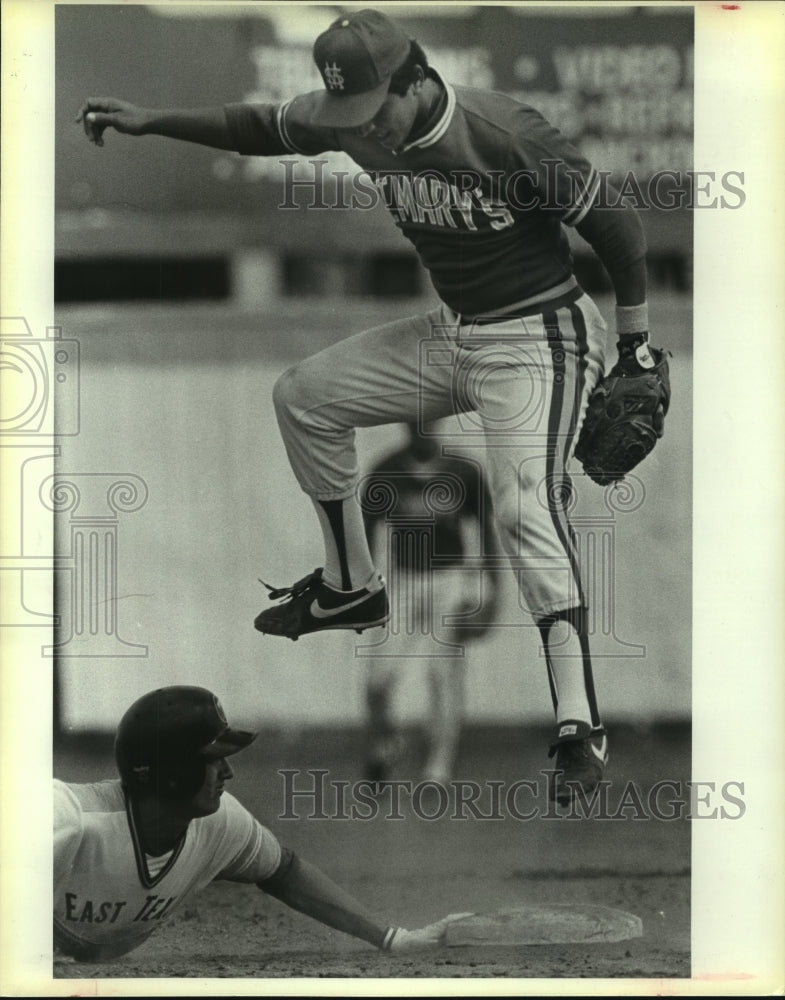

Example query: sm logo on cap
[323,62,345,90]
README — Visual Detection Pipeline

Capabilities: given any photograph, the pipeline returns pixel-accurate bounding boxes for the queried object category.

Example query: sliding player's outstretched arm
[259,850,472,953]
[76,97,236,150]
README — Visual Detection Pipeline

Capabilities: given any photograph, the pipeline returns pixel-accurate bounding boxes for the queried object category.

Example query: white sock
[543,619,593,726]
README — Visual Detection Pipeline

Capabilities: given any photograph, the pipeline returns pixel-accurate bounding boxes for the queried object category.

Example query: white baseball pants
[272,287,607,618]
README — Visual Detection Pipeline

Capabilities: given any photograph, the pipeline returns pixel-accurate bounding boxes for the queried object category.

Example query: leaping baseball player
[77,9,670,805]
[54,685,468,963]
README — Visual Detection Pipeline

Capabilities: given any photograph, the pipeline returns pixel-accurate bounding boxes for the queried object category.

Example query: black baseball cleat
[254,568,389,640]
[547,721,609,806]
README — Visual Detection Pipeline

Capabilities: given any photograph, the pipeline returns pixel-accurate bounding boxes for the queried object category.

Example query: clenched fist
[76,98,150,146]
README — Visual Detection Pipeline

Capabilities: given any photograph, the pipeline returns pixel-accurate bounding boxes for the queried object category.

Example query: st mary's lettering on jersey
[226,70,600,318]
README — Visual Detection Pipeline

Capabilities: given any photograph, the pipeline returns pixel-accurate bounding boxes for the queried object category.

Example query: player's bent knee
[273,367,321,432]
[272,365,304,415]
[273,363,338,426]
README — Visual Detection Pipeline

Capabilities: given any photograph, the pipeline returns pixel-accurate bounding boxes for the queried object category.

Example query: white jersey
[54,778,282,961]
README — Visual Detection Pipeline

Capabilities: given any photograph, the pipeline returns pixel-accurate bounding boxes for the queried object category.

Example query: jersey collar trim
[400,70,456,153]
[125,791,187,890]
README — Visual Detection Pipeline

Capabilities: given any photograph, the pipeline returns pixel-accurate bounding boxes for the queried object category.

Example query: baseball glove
[574,346,671,486]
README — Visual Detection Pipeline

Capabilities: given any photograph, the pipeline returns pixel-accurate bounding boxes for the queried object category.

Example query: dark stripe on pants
[543,309,584,606]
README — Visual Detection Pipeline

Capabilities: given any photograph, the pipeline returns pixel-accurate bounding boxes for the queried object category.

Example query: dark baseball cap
[311,9,411,128]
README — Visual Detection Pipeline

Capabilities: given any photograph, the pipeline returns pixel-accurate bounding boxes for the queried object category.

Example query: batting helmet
[114,686,256,798]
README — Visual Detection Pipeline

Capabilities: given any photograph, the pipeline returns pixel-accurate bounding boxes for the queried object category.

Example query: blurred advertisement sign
[57,5,692,216]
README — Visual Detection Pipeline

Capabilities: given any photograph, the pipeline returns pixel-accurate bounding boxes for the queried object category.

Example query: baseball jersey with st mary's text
[54,779,281,961]
[225,70,600,318]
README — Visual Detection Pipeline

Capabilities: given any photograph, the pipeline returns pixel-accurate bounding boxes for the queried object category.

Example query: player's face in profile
[353,85,421,153]
[189,757,233,816]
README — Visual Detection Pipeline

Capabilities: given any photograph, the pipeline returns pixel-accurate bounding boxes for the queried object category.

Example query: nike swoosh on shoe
[310,593,373,619]
[590,738,608,763]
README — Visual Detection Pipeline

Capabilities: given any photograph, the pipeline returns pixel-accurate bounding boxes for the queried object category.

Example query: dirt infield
[54,724,690,981]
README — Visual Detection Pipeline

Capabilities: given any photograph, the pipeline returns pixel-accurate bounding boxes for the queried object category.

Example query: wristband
[615,303,649,337]
[381,926,400,951]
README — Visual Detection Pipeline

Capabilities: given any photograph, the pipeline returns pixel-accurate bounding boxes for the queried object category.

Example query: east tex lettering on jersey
[53,779,281,961]
[225,70,600,317]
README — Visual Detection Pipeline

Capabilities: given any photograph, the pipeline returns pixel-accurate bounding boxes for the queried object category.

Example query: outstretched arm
[76,97,236,150]
[258,850,470,952]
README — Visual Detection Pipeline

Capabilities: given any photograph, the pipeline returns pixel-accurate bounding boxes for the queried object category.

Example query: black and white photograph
[1,0,783,994]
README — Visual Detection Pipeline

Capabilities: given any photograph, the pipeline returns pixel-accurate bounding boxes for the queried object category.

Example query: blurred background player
[76,8,655,804]
[54,685,467,963]
[360,422,499,786]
